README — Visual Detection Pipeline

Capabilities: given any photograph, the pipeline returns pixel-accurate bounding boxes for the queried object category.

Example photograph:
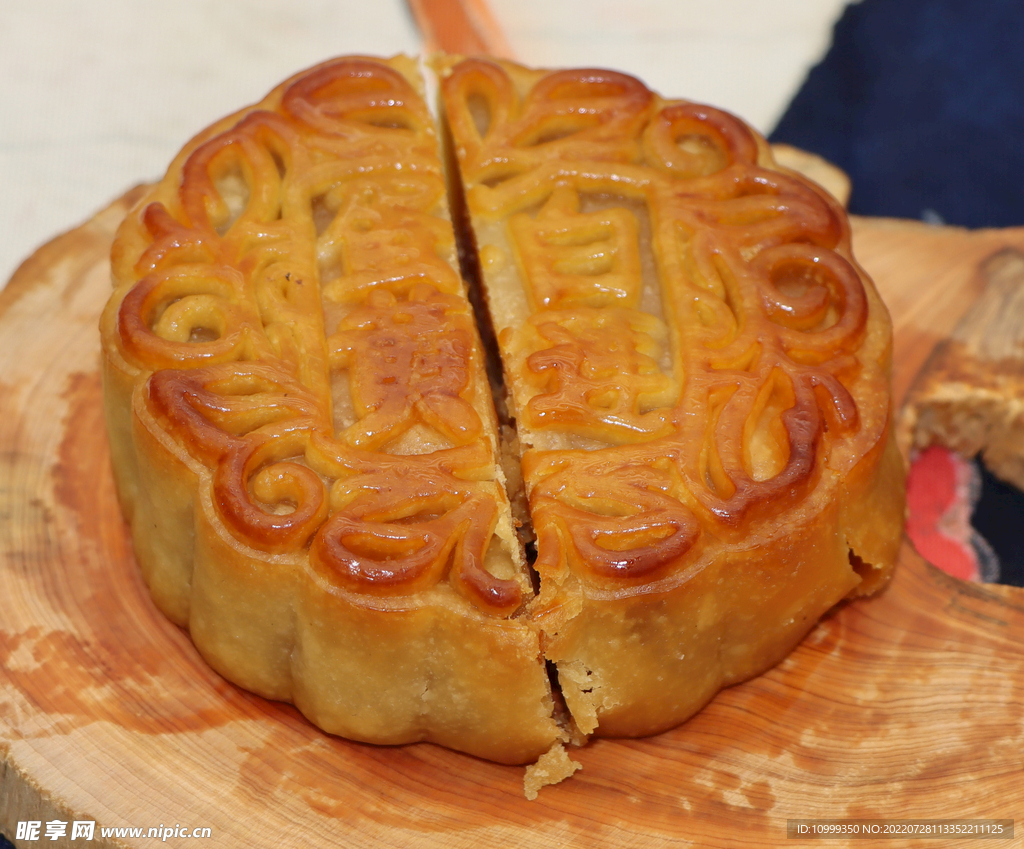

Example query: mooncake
[100,54,904,783]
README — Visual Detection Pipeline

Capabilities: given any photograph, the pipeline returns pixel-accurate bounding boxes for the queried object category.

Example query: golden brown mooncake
[438,57,904,738]
[100,54,904,780]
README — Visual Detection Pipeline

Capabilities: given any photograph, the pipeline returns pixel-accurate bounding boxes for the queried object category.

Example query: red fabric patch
[905,445,982,581]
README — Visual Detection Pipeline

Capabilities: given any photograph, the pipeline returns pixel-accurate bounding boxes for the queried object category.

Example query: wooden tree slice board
[1,191,1023,848]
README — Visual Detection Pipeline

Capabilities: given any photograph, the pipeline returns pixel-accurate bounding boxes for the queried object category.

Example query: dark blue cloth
[771,0,1024,585]
[770,0,1024,228]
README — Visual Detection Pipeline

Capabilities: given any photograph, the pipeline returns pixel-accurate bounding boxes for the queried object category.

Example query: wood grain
[0,193,1022,848]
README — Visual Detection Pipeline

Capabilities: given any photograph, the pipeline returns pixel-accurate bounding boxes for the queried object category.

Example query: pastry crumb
[523,743,582,800]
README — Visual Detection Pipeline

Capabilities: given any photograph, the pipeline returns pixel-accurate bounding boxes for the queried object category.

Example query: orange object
[406,0,514,57]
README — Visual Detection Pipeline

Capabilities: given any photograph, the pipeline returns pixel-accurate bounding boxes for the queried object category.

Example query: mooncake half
[439,57,904,739]
[100,55,563,765]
